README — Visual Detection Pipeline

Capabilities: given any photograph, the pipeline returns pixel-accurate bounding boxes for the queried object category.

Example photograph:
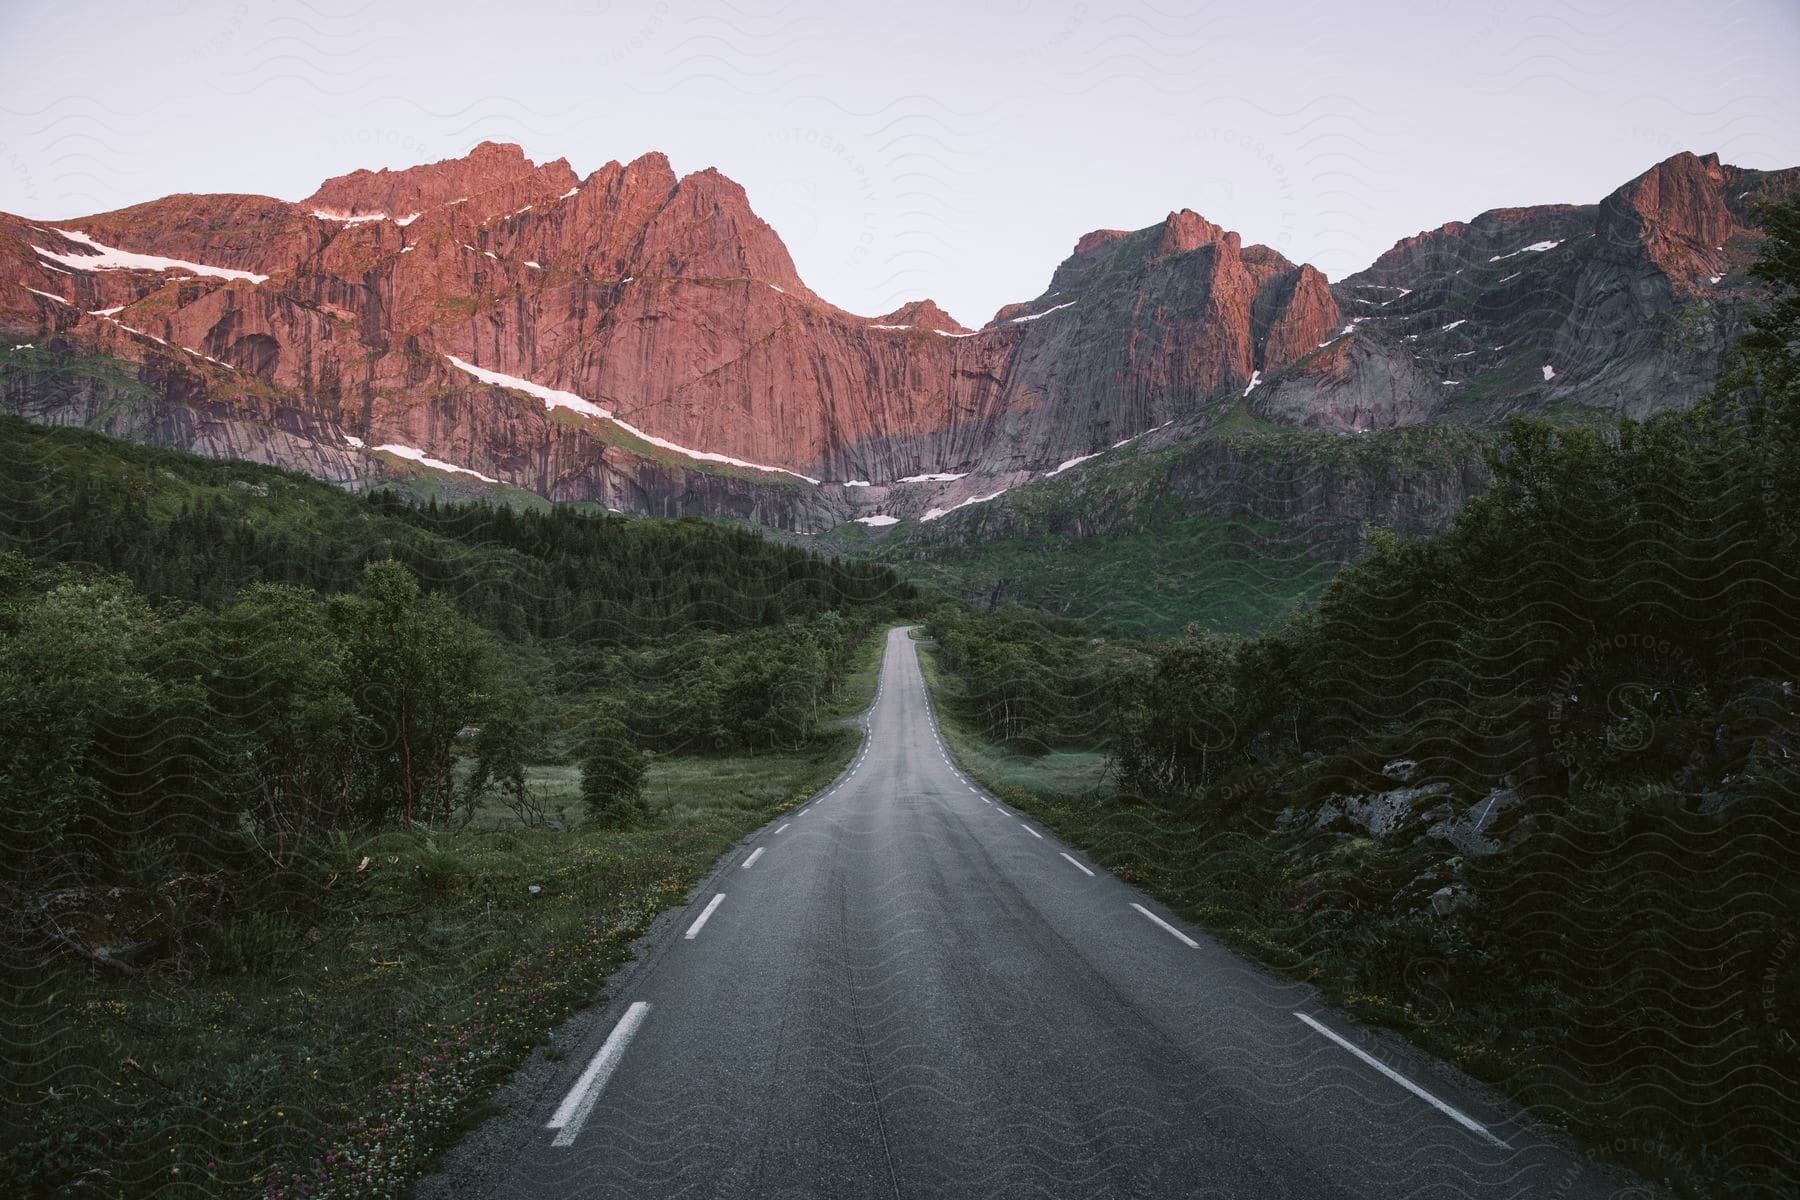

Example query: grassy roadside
[914,637,1708,1197]
[914,636,1109,801]
[8,632,888,1200]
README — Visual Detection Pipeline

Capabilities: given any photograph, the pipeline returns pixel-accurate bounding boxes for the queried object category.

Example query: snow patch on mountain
[922,486,1013,522]
[1048,452,1100,477]
[34,230,268,283]
[1010,300,1077,324]
[373,444,500,484]
[1490,240,1562,262]
[443,356,821,484]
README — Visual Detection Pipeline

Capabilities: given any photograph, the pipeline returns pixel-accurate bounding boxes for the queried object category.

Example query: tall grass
[4,635,883,1199]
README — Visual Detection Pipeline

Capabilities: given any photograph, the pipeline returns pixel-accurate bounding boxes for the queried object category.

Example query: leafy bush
[927,603,1143,751]
[579,718,648,828]
[208,911,301,977]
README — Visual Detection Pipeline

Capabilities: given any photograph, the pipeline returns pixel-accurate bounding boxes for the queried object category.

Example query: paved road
[476,627,1651,1199]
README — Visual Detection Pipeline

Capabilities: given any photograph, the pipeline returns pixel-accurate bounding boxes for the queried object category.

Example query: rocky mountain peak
[1600,150,1742,286]
[570,152,682,245]
[614,150,678,195]
[1154,208,1232,259]
[873,299,969,333]
[670,165,754,211]
[1046,208,1244,298]
[1240,242,1300,290]
[1073,228,1130,256]
[635,162,811,295]
[304,140,579,225]
[1252,263,1338,372]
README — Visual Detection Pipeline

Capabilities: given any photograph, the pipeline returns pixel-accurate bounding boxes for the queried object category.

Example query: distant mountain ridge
[1,145,1793,534]
[1247,151,1785,432]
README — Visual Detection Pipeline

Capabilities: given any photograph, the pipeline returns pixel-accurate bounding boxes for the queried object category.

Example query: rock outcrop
[304,140,581,228]
[871,299,969,334]
[1253,150,1800,431]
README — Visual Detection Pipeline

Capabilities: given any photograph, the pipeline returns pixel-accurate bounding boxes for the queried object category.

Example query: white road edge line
[774,823,790,834]
[684,893,726,940]
[1060,852,1095,877]
[1130,902,1198,948]
[547,1001,651,1146]
[1294,1012,1510,1148]
[1020,824,1043,839]
[742,847,765,868]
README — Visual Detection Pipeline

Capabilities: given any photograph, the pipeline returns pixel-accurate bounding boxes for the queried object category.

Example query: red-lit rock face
[1,145,1791,527]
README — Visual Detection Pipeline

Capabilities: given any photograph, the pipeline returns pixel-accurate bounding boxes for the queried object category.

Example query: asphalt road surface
[455,627,1655,1199]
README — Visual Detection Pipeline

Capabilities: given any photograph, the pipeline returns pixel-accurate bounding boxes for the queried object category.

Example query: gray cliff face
[1253,153,1800,434]
[965,217,1341,476]
[1240,339,1446,433]
[0,342,856,532]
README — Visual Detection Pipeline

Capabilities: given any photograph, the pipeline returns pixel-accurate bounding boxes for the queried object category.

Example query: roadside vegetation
[0,425,914,1197]
[862,511,1340,638]
[817,422,1490,638]
[923,197,1800,1198]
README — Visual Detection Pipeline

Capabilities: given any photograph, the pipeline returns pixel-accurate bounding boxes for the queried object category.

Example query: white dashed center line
[684,893,725,940]
[548,1001,651,1147]
[1060,853,1094,877]
[1020,824,1042,839]
[1131,902,1198,948]
[742,847,765,869]
[1294,1013,1510,1147]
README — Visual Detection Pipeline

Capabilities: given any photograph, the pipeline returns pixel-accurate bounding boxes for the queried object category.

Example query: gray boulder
[1381,758,1421,783]
[1427,786,1524,856]
[1429,884,1475,917]
[1330,782,1450,838]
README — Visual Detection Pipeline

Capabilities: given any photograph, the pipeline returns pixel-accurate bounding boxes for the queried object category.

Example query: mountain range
[2,143,1793,621]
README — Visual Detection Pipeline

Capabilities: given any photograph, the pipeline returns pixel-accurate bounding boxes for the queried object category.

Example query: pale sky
[3,0,1796,325]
